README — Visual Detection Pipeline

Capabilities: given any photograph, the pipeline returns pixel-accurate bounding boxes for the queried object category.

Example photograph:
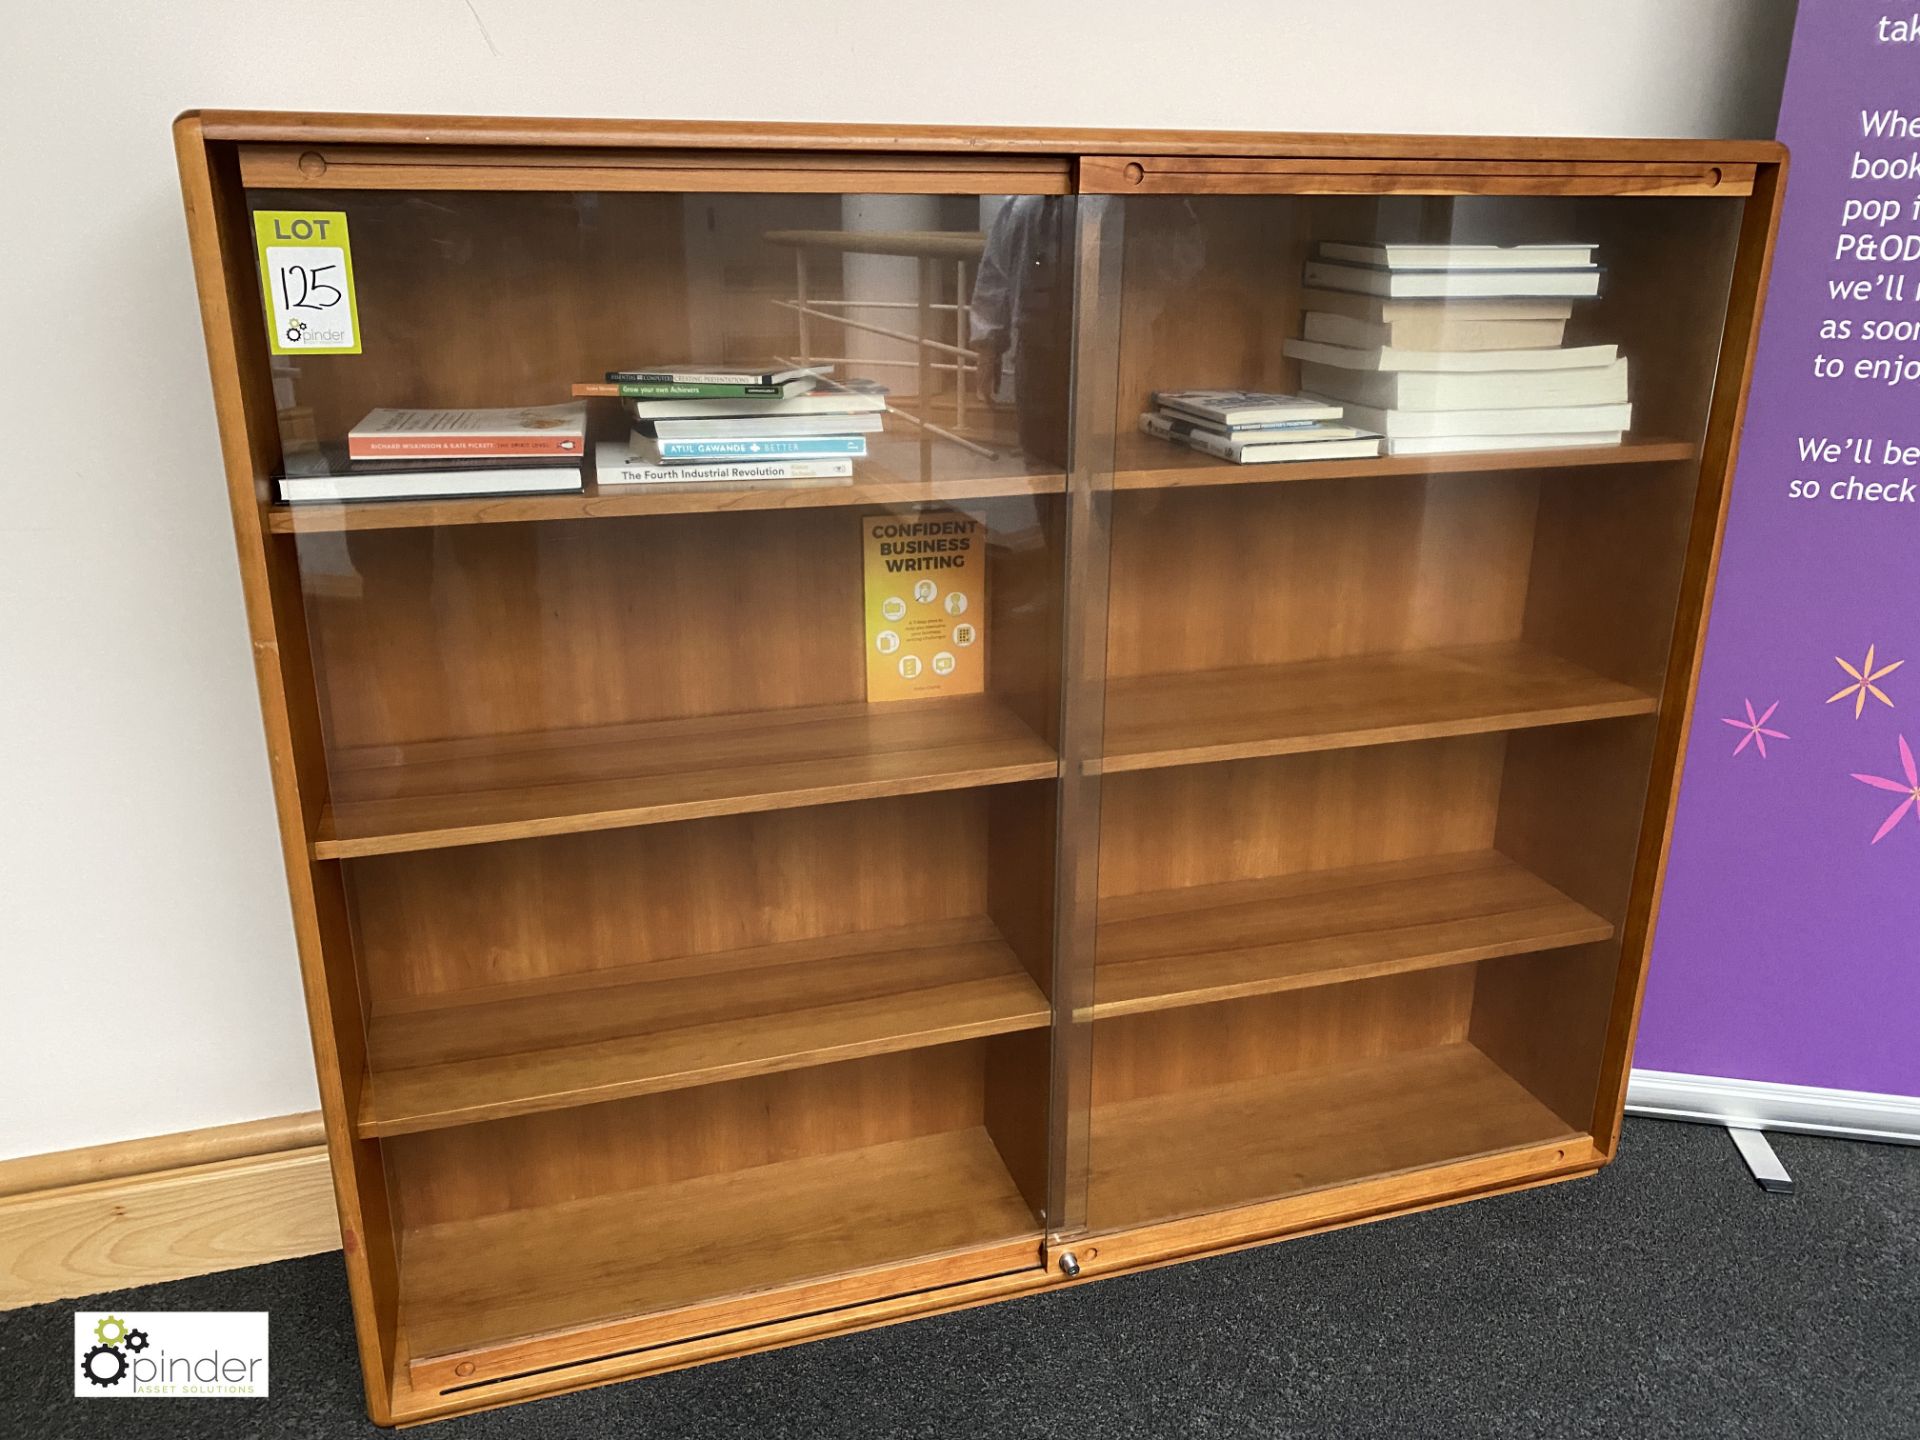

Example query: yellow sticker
[253,211,361,355]
[862,512,986,702]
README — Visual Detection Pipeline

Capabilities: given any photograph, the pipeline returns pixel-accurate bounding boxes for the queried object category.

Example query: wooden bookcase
[174,113,1783,1424]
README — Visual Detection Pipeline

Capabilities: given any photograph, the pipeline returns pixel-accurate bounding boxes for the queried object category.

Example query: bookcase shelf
[359,916,1049,1137]
[1098,642,1656,774]
[177,111,1779,1422]
[313,694,1058,859]
[1093,851,1613,1019]
[269,435,1065,533]
[1110,434,1695,493]
[1086,1042,1583,1234]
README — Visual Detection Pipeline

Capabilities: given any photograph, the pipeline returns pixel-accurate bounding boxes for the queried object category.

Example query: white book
[1311,396,1634,438]
[1139,413,1380,464]
[624,381,889,421]
[1303,310,1568,353]
[1299,358,1630,412]
[1286,337,1618,374]
[1319,242,1597,271]
[642,412,886,439]
[1301,289,1576,324]
[595,441,854,487]
[1383,431,1625,456]
[278,466,583,504]
[1303,261,1603,299]
[1151,389,1344,427]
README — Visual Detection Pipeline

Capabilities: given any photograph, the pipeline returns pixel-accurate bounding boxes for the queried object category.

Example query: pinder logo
[74,1311,269,1398]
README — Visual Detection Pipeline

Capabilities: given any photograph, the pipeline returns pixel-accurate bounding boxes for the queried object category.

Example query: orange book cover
[347,404,587,460]
[862,512,986,702]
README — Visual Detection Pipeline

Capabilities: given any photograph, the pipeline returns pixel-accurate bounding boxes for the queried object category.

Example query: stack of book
[1138,390,1381,464]
[277,404,588,504]
[1283,242,1630,457]
[575,363,887,489]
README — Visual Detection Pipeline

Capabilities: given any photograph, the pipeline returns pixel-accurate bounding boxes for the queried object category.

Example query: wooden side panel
[173,119,401,1421]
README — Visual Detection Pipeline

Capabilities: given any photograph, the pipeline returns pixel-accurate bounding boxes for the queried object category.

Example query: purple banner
[1638,2,1920,1095]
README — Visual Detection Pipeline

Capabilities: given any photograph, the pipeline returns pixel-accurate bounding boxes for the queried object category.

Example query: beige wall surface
[0,0,1795,1160]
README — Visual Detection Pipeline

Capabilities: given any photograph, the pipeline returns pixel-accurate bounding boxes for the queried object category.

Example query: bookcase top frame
[184,108,1785,166]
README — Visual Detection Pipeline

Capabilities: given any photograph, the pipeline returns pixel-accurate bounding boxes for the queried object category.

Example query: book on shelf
[625,378,889,421]
[1318,242,1597,271]
[1311,398,1634,439]
[1151,390,1345,428]
[629,431,869,463]
[1137,412,1381,464]
[637,411,886,440]
[347,403,587,460]
[1302,308,1569,353]
[606,362,829,386]
[574,377,820,400]
[277,449,583,504]
[1284,336,1618,374]
[1381,431,1625,457]
[594,439,853,489]
[1301,289,1576,326]
[1302,260,1603,300]
[1297,358,1630,412]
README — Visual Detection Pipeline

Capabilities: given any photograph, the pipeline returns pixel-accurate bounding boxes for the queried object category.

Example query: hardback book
[1383,431,1625,456]
[606,362,829,386]
[1139,412,1381,464]
[347,403,588,460]
[1141,411,1367,447]
[1284,336,1618,373]
[1297,358,1630,412]
[1300,289,1575,325]
[1302,261,1603,300]
[278,464,584,504]
[1316,398,1634,438]
[1318,242,1597,271]
[625,378,889,421]
[594,440,853,488]
[573,377,818,400]
[629,431,869,463]
[1151,390,1345,428]
[1302,309,1568,352]
[639,412,886,440]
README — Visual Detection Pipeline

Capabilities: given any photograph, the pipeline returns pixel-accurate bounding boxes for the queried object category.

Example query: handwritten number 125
[278,263,343,311]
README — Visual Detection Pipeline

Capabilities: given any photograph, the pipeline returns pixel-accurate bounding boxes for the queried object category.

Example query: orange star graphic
[1827,644,1902,719]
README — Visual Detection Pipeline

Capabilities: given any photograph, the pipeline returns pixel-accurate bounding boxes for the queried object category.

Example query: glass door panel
[1075,186,1747,1234]
[246,181,1074,1373]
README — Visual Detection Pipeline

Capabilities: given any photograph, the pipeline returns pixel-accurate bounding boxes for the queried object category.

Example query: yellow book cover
[862,512,986,702]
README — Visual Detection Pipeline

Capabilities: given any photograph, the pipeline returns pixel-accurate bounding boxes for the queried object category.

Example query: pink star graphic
[1720,698,1787,758]
[1851,734,1920,843]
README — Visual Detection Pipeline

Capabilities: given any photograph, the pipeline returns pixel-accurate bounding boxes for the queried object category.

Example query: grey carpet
[2,1118,1915,1438]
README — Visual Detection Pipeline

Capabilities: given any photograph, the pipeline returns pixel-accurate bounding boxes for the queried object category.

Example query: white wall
[0,0,1795,1160]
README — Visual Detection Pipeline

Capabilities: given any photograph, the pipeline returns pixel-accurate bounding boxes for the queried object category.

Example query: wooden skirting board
[0,1112,339,1310]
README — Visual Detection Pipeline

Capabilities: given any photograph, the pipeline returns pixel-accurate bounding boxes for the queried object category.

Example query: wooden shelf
[1094,851,1613,1019]
[1087,1043,1582,1232]
[359,917,1049,1137]
[399,1126,1040,1365]
[1099,642,1656,773]
[1111,434,1695,493]
[314,693,1057,859]
[267,432,1063,533]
